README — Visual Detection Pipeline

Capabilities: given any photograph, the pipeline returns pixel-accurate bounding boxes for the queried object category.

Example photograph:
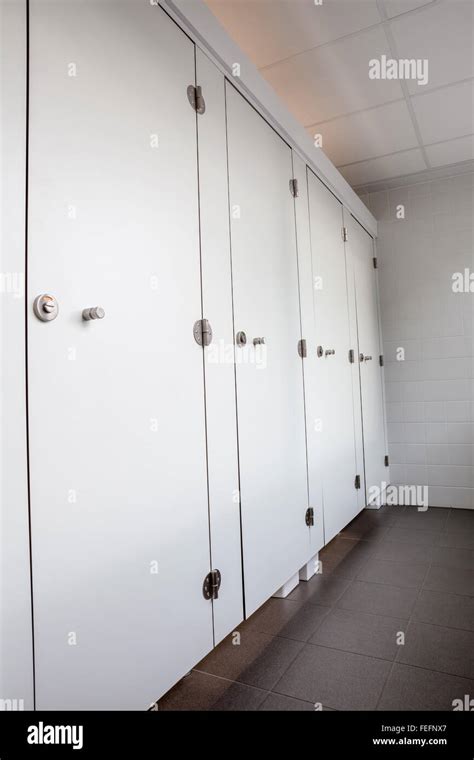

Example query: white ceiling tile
[382,0,434,20]
[412,80,474,144]
[339,148,426,185]
[262,26,404,124]
[389,0,474,94]
[204,0,381,69]
[308,99,418,165]
[425,135,474,168]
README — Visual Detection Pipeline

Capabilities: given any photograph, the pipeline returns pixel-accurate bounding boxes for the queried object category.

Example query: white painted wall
[362,173,474,509]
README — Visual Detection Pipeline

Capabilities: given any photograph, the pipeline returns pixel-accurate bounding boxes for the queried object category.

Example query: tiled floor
[158,505,474,711]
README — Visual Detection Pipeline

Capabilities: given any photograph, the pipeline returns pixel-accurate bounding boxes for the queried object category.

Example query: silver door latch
[325,348,336,356]
[236,331,247,347]
[253,337,265,346]
[82,306,105,321]
[33,294,59,322]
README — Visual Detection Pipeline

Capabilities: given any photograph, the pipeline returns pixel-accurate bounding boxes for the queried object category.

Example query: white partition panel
[344,209,366,513]
[196,49,243,643]
[0,0,34,711]
[225,84,309,617]
[307,170,360,543]
[28,1,213,709]
[292,153,325,557]
[348,215,388,506]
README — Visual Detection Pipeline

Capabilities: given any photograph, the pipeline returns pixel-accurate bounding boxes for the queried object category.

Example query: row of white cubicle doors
[24,1,388,709]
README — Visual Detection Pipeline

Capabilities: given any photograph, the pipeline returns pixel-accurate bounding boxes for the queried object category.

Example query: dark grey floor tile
[258,693,316,711]
[287,572,351,606]
[438,531,474,551]
[367,506,406,525]
[273,643,390,710]
[211,681,268,711]
[433,547,474,571]
[413,589,474,631]
[356,558,429,589]
[246,598,330,642]
[385,526,442,546]
[321,535,374,559]
[159,671,266,711]
[337,581,418,619]
[341,519,390,542]
[310,608,405,661]
[398,622,474,679]
[320,538,375,579]
[378,663,474,711]
[373,540,435,564]
[424,564,474,597]
[446,509,474,531]
[196,629,303,691]
[394,511,449,531]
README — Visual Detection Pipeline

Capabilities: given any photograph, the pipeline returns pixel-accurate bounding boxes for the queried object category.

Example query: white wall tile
[424,401,446,422]
[427,465,474,488]
[376,174,474,507]
[404,444,426,464]
[426,444,451,466]
[403,422,426,443]
[427,486,474,509]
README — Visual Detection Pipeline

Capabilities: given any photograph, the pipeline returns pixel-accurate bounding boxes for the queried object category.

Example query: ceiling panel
[205,0,381,69]
[339,148,426,185]
[412,79,474,144]
[389,0,474,95]
[425,135,474,168]
[382,0,434,19]
[262,25,404,124]
[308,99,418,165]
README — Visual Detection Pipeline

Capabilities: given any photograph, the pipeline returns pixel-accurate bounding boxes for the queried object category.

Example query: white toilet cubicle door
[348,215,388,506]
[307,170,360,543]
[343,210,367,514]
[292,153,325,557]
[27,1,214,709]
[225,84,310,617]
[195,49,244,644]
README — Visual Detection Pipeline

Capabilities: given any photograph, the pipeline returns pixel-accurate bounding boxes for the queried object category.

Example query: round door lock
[236,331,247,347]
[33,294,59,322]
[317,345,324,358]
[359,353,365,363]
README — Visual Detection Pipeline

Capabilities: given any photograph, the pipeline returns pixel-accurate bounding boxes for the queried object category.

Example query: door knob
[253,337,265,346]
[359,353,365,362]
[82,306,105,321]
[317,345,324,358]
[33,294,59,322]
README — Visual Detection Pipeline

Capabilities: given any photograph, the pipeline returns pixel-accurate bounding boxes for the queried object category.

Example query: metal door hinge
[187,84,206,115]
[298,338,307,358]
[379,354,384,367]
[289,178,299,198]
[349,349,355,364]
[305,507,314,527]
[193,318,213,347]
[355,474,361,490]
[203,569,221,600]
[342,227,348,242]
[373,257,378,269]
[384,455,389,467]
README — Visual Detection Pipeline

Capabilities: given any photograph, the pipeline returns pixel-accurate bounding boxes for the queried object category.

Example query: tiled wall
[361,173,474,509]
